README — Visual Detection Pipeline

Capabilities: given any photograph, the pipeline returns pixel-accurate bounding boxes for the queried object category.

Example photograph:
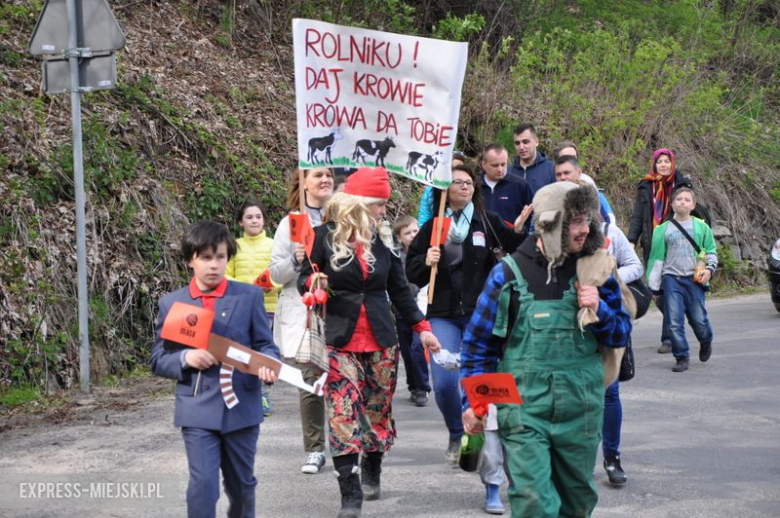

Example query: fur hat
[343,167,391,199]
[532,182,604,281]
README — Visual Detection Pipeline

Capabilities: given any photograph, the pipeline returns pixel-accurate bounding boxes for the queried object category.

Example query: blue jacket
[480,173,534,228]
[508,152,555,195]
[151,280,280,433]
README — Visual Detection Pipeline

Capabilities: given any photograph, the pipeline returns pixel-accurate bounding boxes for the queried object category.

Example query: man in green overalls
[460,182,632,517]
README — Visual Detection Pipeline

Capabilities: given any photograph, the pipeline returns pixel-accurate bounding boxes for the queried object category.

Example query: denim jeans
[429,315,471,441]
[602,379,621,457]
[661,275,714,360]
[395,316,431,393]
[655,295,671,345]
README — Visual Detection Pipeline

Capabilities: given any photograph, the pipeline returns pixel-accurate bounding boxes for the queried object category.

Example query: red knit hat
[343,167,391,199]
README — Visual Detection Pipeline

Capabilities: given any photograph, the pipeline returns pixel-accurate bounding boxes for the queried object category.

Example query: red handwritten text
[306,103,367,130]
[305,28,404,69]
[353,72,425,107]
[305,67,343,104]
[407,118,453,147]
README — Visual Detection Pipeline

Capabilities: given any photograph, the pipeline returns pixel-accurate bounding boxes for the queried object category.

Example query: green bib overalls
[494,256,604,518]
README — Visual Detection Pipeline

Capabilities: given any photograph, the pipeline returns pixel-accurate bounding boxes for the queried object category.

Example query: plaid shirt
[460,259,632,410]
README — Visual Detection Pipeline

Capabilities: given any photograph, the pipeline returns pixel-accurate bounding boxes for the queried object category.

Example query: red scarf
[188,277,228,311]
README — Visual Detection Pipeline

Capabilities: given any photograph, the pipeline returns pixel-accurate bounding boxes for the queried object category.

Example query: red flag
[254,268,274,289]
[289,213,316,258]
[161,302,215,350]
[429,216,452,246]
[461,373,523,409]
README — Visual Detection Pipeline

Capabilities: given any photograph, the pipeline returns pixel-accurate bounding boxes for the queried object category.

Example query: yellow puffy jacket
[225,231,279,314]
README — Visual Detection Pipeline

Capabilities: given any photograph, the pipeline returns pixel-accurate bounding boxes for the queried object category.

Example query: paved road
[1,294,779,517]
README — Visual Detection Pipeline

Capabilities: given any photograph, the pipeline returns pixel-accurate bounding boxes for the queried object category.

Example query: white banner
[293,19,467,188]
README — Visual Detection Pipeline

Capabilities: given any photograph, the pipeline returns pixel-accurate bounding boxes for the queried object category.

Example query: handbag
[295,306,330,373]
[627,278,652,320]
[618,338,635,382]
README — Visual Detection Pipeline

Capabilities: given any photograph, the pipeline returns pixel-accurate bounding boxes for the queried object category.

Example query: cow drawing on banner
[406,150,444,184]
[307,128,343,164]
[351,137,396,167]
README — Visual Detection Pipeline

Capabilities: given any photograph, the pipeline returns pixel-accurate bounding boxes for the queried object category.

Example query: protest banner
[293,18,467,188]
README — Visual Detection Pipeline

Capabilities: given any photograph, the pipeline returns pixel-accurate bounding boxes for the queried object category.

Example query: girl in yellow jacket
[226,199,280,416]
[226,199,280,319]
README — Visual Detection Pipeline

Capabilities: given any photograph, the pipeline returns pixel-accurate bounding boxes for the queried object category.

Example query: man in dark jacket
[479,143,534,229]
[507,123,556,194]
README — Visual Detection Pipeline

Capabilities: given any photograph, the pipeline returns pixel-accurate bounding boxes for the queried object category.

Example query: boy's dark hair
[673,186,697,204]
[393,215,417,236]
[235,198,265,224]
[513,123,537,137]
[181,220,238,262]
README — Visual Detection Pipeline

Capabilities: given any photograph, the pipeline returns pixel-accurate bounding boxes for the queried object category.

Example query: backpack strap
[669,219,701,254]
[493,255,524,340]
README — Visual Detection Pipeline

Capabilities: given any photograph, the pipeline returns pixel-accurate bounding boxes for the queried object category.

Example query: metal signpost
[28,0,125,392]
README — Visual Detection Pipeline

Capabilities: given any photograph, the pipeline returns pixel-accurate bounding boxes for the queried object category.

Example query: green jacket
[646,217,717,292]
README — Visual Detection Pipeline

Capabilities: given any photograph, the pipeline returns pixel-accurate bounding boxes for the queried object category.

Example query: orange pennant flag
[289,213,316,258]
[461,373,523,410]
[430,216,452,246]
[255,268,274,289]
[160,302,215,350]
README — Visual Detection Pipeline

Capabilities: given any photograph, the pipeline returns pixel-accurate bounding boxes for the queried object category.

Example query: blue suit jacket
[151,280,280,433]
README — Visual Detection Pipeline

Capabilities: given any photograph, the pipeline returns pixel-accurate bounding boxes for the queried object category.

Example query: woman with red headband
[299,166,441,518]
[627,148,694,353]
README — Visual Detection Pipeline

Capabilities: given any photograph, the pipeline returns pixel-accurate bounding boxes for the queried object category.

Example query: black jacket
[298,223,424,349]
[626,171,692,264]
[406,209,525,319]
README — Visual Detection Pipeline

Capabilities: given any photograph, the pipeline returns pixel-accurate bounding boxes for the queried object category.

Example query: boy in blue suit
[151,220,280,518]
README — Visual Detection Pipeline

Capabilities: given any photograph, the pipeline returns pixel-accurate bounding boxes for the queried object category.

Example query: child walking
[226,199,279,415]
[393,215,431,407]
[646,187,717,372]
[151,220,280,517]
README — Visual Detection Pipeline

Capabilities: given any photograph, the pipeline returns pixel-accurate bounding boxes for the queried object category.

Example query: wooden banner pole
[427,188,448,304]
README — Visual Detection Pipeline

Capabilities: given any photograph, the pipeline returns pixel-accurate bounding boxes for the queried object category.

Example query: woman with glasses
[405,163,527,467]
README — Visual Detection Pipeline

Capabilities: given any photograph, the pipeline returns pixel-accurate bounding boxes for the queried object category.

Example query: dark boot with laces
[604,453,627,485]
[360,452,383,501]
[336,465,363,517]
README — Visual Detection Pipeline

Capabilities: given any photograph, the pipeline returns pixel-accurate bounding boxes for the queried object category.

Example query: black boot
[336,465,363,517]
[603,453,627,485]
[360,452,383,501]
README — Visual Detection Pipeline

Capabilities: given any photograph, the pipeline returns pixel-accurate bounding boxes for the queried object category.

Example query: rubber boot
[336,465,362,518]
[484,483,505,515]
[360,452,382,501]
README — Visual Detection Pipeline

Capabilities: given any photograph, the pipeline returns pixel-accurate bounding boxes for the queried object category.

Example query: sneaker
[672,358,689,372]
[699,342,712,362]
[301,452,327,474]
[658,342,672,354]
[445,438,460,464]
[603,453,627,485]
[414,391,429,407]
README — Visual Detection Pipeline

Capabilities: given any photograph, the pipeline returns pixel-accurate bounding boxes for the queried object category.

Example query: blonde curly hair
[323,192,395,271]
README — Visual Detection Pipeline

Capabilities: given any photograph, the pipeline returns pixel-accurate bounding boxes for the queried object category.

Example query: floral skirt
[326,345,399,456]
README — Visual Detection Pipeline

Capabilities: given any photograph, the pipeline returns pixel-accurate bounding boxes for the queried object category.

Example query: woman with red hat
[298,166,441,518]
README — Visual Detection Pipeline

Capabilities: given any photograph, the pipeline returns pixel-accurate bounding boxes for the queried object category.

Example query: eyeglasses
[451,180,474,188]
[569,215,592,228]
